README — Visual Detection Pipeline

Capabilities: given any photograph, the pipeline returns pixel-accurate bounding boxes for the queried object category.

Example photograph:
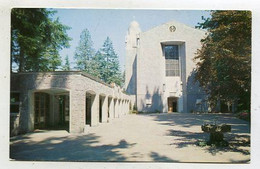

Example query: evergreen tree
[74,28,95,73]
[62,55,71,71]
[99,37,122,86]
[195,11,251,111]
[90,50,103,78]
[11,8,71,72]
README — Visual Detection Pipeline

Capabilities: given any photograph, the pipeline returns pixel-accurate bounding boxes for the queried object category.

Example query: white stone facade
[125,20,208,113]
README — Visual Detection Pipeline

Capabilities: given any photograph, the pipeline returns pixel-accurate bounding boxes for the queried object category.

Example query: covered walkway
[10,71,133,135]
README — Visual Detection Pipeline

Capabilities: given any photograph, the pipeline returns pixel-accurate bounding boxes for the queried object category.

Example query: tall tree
[74,28,95,73]
[194,11,251,111]
[62,55,71,71]
[99,37,122,86]
[11,8,71,72]
[90,50,103,78]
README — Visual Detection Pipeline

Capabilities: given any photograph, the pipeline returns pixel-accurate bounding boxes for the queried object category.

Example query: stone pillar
[122,100,124,115]
[123,100,126,115]
[118,100,121,118]
[109,98,114,121]
[115,99,118,118]
[126,101,128,114]
[120,100,123,117]
[102,96,108,123]
[91,94,99,126]
[70,90,85,133]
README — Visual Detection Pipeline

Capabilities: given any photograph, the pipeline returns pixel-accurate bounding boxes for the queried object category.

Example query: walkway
[10,113,250,162]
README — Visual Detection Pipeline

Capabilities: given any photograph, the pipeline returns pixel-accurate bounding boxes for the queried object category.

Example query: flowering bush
[237,110,250,121]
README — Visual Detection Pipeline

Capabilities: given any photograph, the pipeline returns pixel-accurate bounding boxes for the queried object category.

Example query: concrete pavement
[10,113,250,162]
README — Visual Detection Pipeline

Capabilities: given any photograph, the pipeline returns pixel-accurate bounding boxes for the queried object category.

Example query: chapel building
[124,20,209,113]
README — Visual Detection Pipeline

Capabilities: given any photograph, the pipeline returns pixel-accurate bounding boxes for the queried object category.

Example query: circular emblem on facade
[169,25,176,32]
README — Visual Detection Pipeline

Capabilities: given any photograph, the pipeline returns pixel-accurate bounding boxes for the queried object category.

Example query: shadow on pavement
[149,152,179,162]
[146,113,250,160]
[10,132,136,161]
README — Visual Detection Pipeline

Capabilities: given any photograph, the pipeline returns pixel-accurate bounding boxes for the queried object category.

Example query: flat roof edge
[11,71,113,88]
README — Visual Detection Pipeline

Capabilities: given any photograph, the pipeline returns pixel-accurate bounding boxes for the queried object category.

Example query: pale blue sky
[54,9,211,71]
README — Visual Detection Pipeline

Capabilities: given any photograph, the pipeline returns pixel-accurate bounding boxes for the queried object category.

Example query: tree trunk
[19,49,25,72]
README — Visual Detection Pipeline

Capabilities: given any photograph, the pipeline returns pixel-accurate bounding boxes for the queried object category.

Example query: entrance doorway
[34,92,50,129]
[34,91,69,131]
[57,95,69,129]
[168,97,178,112]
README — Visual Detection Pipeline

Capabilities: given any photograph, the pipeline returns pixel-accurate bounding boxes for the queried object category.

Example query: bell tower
[125,20,141,95]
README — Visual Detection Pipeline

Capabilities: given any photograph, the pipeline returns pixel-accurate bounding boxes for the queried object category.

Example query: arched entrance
[168,97,178,112]
[34,89,70,131]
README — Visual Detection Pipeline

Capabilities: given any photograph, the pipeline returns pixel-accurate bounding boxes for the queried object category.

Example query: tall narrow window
[164,45,179,76]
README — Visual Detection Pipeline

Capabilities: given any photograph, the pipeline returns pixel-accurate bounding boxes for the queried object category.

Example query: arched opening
[86,91,96,126]
[168,97,178,112]
[34,89,70,131]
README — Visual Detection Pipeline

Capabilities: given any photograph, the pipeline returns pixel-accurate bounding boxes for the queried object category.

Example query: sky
[54,9,211,71]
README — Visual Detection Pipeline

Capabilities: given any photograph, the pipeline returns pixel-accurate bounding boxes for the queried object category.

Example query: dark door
[34,92,50,129]
[99,98,102,122]
[58,95,69,128]
[86,96,91,125]
[172,101,177,112]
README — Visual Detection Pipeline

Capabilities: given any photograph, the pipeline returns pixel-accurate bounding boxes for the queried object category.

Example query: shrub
[237,110,250,122]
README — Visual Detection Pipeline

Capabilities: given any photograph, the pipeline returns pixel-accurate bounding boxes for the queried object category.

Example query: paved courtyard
[10,113,250,163]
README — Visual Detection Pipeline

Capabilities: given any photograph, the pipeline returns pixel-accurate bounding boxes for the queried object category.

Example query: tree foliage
[195,10,251,111]
[74,28,95,72]
[62,55,71,71]
[11,8,71,72]
[74,33,123,86]
[99,37,123,86]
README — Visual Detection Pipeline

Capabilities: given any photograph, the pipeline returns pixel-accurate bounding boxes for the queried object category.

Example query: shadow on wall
[140,86,164,113]
[126,55,137,95]
[50,72,69,89]
[10,132,136,161]
[186,69,208,113]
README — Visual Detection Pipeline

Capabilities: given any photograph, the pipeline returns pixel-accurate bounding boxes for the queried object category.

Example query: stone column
[118,100,121,118]
[120,100,123,117]
[123,100,126,115]
[115,99,118,118]
[91,94,99,126]
[109,98,114,121]
[70,90,85,133]
[102,96,108,123]
[122,100,124,116]
[127,101,130,113]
